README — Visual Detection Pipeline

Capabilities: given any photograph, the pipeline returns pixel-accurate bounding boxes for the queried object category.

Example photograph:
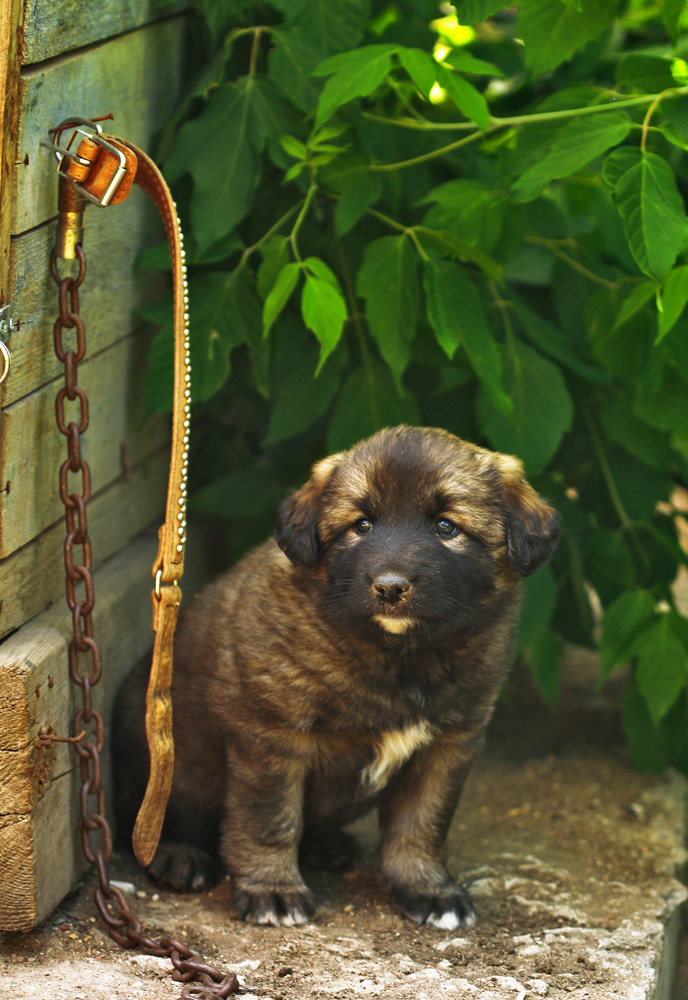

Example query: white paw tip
[427,910,461,931]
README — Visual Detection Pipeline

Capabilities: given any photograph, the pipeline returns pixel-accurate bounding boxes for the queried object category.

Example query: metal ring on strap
[0,340,11,386]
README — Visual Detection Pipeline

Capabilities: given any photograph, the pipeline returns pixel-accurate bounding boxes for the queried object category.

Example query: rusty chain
[44,237,241,1000]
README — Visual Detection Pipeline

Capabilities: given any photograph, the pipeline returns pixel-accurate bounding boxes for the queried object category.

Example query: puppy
[113,425,558,929]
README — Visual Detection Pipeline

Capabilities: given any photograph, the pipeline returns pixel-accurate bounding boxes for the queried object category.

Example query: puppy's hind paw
[231,886,316,927]
[391,883,475,930]
[147,841,221,892]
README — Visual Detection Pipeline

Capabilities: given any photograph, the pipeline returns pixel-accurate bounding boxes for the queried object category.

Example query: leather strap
[62,133,190,866]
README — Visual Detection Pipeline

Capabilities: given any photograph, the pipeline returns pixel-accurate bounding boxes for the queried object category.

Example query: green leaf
[192,271,266,401]
[585,528,634,608]
[313,45,397,129]
[635,363,688,436]
[397,47,437,99]
[262,318,341,447]
[552,531,596,647]
[194,0,244,45]
[455,0,507,23]
[419,179,503,254]
[144,312,175,416]
[165,76,291,253]
[605,446,674,523]
[280,134,308,159]
[601,147,638,190]
[269,27,323,113]
[588,292,655,380]
[477,339,574,474]
[517,0,617,77]
[622,676,669,772]
[511,112,632,203]
[192,467,285,518]
[263,262,301,337]
[144,269,265,411]
[272,0,370,56]
[165,81,262,251]
[636,614,687,725]
[599,589,656,682]
[612,280,656,331]
[415,227,502,280]
[192,231,244,266]
[334,170,382,237]
[657,265,688,344]
[257,236,290,301]
[136,242,172,271]
[436,65,491,131]
[612,150,688,282]
[659,121,688,153]
[423,259,512,415]
[284,162,306,182]
[443,50,505,77]
[527,630,564,708]
[599,393,671,471]
[303,257,340,286]
[518,566,557,651]
[301,272,348,373]
[250,75,303,153]
[356,236,419,389]
[326,361,420,453]
[615,54,676,94]
[513,302,607,382]
[663,0,686,41]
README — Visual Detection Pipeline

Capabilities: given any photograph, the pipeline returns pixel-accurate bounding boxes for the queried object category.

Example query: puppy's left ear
[275,454,341,568]
[494,454,560,577]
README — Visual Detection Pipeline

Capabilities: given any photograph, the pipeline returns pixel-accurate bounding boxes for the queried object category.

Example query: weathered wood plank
[0,0,24,308]
[0,446,170,640]
[0,538,156,931]
[14,17,185,235]
[0,814,39,932]
[0,770,84,932]
[22,1,187,64]
[6,201,168,407]
[0,330,168,559]
[0,529,208,931]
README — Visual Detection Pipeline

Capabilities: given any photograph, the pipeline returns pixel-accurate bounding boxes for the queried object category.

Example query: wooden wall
[0,0,191,930]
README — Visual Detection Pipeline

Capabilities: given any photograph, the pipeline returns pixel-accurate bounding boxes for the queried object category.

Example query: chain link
[47,237,241,999]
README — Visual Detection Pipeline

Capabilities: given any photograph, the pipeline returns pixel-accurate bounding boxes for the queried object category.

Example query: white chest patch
[362,721,434,791]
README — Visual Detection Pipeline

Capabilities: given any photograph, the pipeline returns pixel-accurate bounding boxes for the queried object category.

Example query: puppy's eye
[435,518,459,539]
[354,518,374,535]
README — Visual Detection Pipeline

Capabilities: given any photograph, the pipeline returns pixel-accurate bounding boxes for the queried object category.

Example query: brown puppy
[113,426,559,929]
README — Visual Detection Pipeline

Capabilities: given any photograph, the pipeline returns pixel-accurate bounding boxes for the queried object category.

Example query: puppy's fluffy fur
[114,426,559,929]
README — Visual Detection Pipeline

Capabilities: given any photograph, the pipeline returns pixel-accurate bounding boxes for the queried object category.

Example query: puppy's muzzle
[372,573,412,604]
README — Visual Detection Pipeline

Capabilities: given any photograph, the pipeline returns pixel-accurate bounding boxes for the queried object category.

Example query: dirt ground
[2,653,687,1000]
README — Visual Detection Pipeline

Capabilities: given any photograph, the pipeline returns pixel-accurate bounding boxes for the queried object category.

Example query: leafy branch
[150,0,688,775]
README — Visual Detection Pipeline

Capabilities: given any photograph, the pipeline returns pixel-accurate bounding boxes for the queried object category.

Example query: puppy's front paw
[148,841,221,892]
[390,882,475,930]
[231,886,316,926]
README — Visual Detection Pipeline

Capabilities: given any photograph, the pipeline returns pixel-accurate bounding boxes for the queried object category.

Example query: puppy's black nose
[373,573,411,604]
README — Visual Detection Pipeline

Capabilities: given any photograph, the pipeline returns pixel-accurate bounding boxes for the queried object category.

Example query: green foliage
[145,0,688,774]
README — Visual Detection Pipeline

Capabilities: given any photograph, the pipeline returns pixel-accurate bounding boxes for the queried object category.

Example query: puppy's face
[276,426,559,643]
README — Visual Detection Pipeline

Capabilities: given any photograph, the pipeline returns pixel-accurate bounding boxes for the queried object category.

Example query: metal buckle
[43,116,128,207]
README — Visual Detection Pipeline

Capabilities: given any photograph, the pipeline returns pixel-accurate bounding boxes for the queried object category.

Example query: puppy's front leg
[378,729,482,930]
[222,749,315,926]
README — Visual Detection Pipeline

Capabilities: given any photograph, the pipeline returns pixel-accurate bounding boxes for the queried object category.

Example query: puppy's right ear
[275,454,341,567]
[493,453,560,577]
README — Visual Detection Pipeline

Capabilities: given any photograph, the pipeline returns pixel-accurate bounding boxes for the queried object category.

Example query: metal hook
[0,340,11,386]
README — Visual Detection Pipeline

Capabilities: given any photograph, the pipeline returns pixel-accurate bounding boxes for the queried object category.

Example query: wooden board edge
[0,0,24,311]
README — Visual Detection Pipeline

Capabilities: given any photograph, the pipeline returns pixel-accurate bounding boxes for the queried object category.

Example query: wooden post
[0,0,23,310]
[0,1,194,930]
